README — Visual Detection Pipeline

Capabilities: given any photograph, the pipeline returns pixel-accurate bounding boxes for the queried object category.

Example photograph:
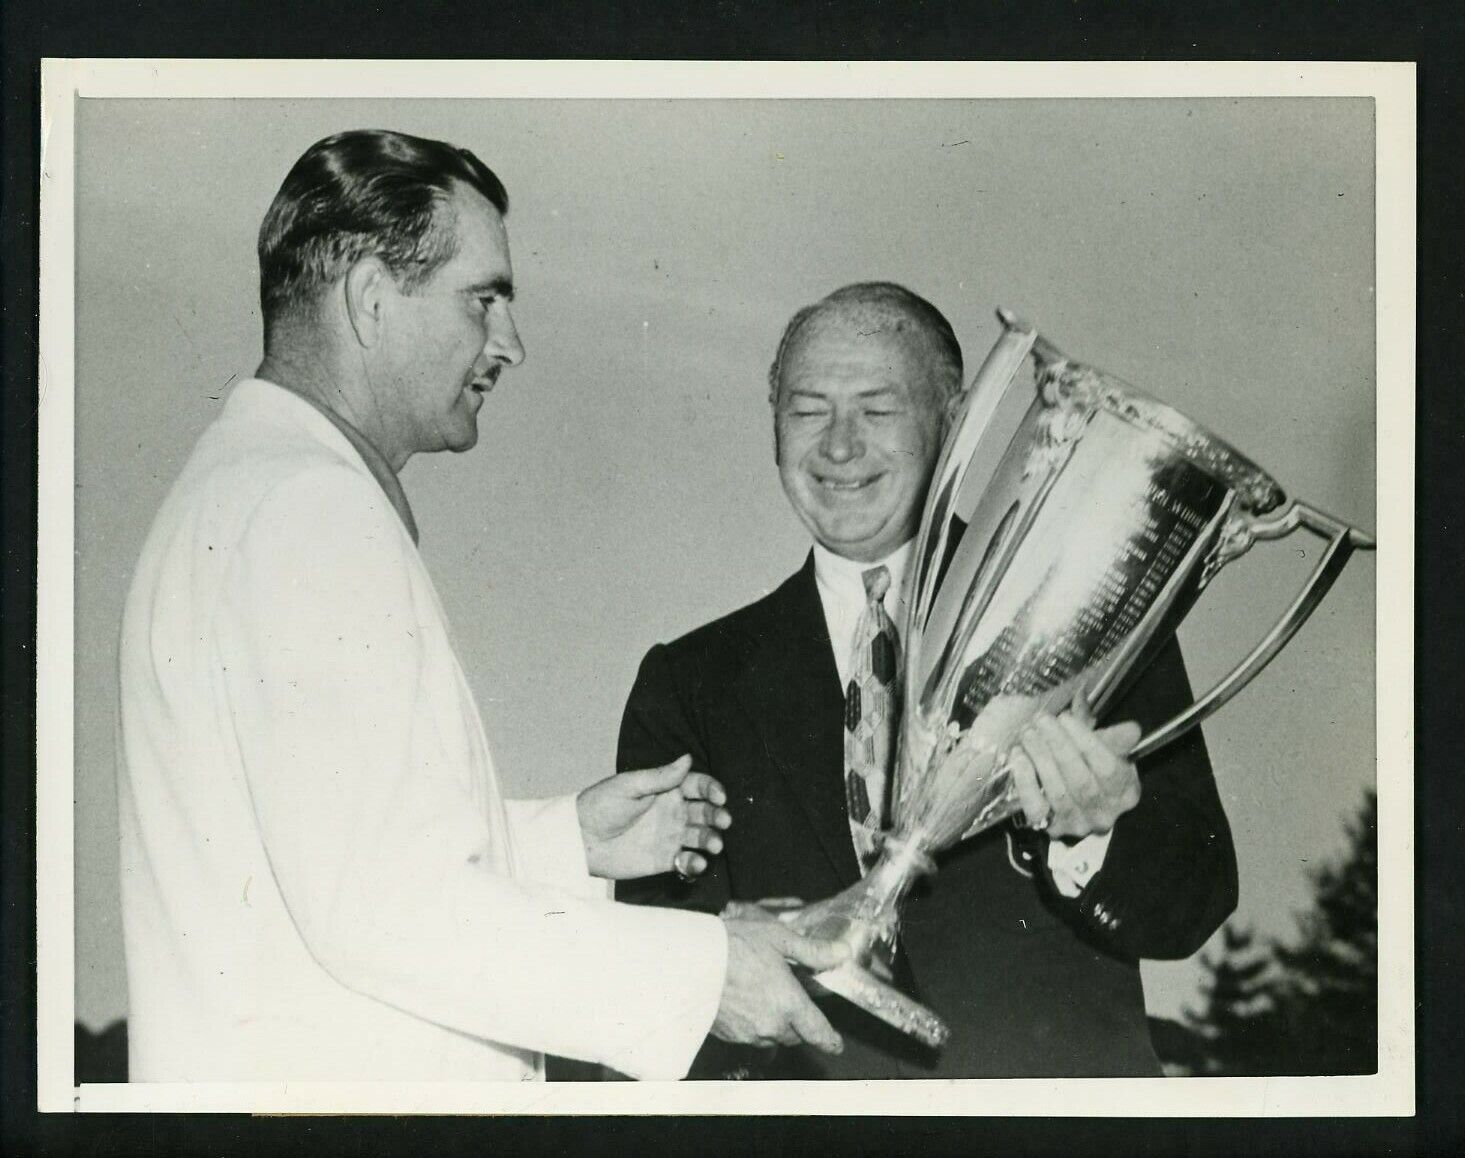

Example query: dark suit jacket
[615,554,1237,1078]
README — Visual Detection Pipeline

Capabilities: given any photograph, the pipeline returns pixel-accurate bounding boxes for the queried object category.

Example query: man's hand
[711,917,848,1054]
[577,755,732,880]
[719,897,805,921]
[1009,709,1143,841]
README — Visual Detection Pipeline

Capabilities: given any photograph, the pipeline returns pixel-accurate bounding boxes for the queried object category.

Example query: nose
[485,306,525,368]
[820,410,862,464]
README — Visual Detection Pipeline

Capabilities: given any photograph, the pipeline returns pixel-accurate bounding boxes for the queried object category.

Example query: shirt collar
[811,538,915,614]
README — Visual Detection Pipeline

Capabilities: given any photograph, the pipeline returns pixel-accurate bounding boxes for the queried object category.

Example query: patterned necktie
[845,565,901,873]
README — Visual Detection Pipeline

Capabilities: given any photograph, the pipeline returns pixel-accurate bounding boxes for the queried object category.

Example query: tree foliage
[1157,788,1378,1076]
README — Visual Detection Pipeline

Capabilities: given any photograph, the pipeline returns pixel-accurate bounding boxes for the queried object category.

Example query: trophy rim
[1035,351,1288,517]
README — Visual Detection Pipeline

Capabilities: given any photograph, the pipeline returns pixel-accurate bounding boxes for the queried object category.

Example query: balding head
[768,282,963,407]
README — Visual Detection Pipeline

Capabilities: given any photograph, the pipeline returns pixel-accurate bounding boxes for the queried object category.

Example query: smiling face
[375,183,525,464]
[773,308,951,563]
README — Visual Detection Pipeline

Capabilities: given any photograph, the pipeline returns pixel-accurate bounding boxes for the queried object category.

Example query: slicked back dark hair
[258,129,508,330]
[767,281,963,404]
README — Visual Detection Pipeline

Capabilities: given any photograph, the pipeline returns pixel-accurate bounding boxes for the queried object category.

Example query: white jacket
[118,378,726,1082]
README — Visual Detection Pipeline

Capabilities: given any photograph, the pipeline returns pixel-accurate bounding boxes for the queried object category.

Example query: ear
[941,381,969,432]
[769,385,782,464]
[342,256,392,349]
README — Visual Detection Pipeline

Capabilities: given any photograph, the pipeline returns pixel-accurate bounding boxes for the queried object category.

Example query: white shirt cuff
[1046,830,1114,898]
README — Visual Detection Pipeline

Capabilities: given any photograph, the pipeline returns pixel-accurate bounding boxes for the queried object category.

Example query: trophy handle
[1125,500,1375,761]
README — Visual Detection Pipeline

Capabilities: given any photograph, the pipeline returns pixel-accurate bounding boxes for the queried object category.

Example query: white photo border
[36,57,1415,1117]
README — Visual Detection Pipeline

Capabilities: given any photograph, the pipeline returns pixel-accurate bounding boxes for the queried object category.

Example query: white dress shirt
[118,379,727,1082]
[810,540,1110,895]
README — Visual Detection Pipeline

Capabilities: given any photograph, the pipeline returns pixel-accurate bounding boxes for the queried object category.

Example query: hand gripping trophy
[779,309,1377,1047]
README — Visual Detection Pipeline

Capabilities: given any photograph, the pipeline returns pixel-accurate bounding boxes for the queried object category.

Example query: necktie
[845,565,901,873]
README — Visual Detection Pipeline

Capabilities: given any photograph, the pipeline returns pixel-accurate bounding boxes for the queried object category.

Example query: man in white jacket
[118,128,846,1083]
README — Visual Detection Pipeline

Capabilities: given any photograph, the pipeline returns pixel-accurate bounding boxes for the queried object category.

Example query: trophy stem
[784,832,951,1046]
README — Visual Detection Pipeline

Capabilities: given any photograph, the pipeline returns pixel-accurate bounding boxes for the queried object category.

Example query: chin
[816,526,889,560]
[449,427,481,454]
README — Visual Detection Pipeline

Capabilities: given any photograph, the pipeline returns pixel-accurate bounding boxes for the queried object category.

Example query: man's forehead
[439,183,512,277]
[787,304,941,371]
[807,298,945,350]
[444,183,507,240]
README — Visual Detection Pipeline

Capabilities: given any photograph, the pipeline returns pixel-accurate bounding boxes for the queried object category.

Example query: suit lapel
[736,554,864,889]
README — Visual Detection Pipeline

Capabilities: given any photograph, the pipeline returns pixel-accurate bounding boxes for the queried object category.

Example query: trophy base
[807,962,951,1049]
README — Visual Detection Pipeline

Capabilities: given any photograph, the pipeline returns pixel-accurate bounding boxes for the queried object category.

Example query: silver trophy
[781,309,1376,1047]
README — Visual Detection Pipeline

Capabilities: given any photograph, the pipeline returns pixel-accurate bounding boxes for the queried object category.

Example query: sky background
[73,96,1377,1032]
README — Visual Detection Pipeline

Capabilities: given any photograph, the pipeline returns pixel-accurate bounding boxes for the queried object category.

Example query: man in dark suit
[616,283,1237,1078]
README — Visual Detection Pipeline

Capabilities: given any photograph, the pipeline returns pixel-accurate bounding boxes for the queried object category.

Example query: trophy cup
[780,308,1376,1048]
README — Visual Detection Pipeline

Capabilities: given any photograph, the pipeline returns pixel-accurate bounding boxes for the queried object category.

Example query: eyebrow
[784,386,903,401]
[466,277,515,301]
